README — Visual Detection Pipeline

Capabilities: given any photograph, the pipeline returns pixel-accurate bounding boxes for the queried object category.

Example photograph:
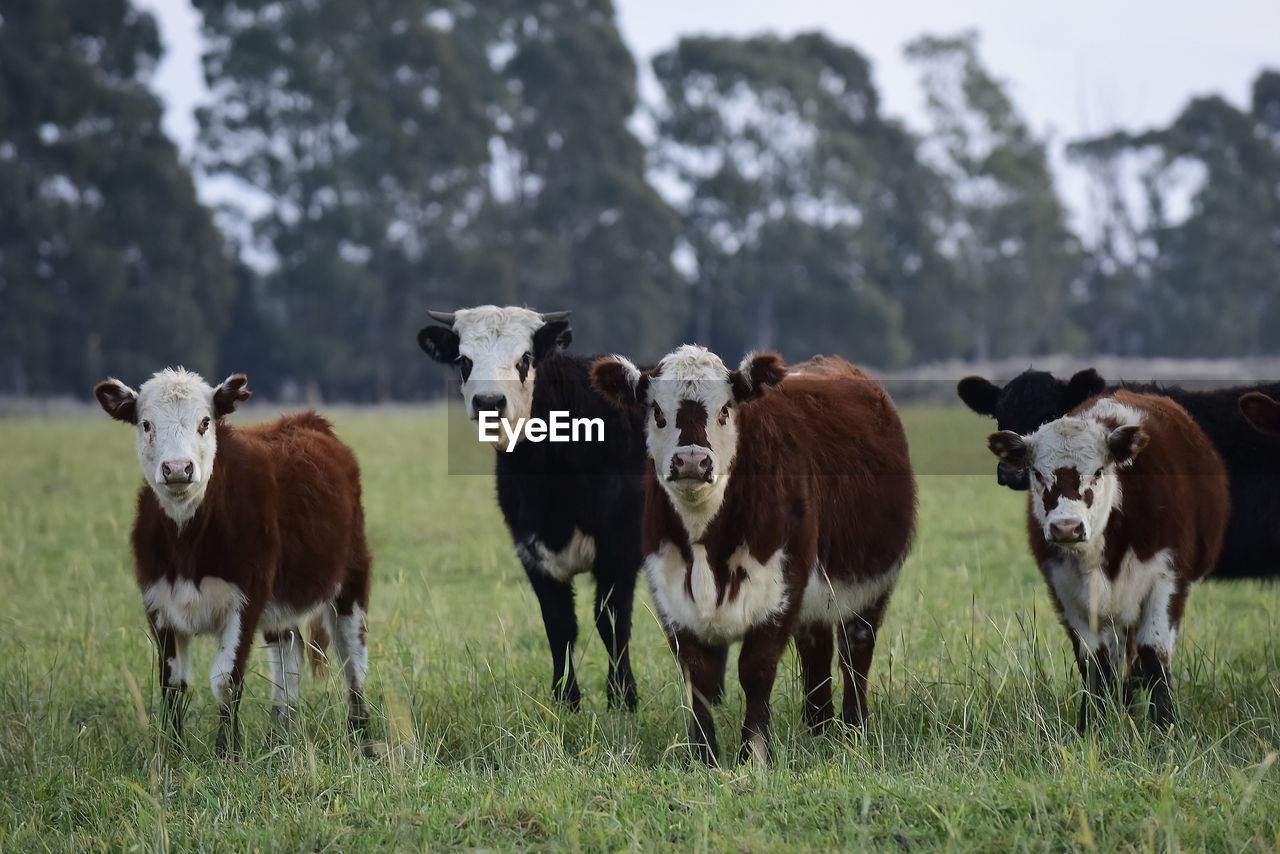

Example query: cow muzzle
[471,393,507,421]
[160,459,195,486]
[996,462,1029,490]
[668,447,714,483]
[1049,519,1086,544]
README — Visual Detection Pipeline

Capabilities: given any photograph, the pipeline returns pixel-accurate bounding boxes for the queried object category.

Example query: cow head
[988,411,1147,549]
[592,345,786,535]
[418,306,572,451]
[959,368,1106,490]
[95,368,251,527]
[1240,392,1280,434]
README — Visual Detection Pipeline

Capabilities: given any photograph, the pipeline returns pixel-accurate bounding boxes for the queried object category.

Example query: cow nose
[472,394,506,417]
[1050,520,1085,543]
[669,449,714,482]
[997,462,1030,491]
[161,459,194,484]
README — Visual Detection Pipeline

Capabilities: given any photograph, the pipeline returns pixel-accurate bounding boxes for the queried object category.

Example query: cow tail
[307,615,330,678]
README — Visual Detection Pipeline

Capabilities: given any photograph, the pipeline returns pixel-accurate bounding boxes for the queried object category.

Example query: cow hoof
[554,684,582,711]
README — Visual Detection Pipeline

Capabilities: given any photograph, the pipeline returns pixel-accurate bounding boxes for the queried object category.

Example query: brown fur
[130,412,372,752]
[1022,390,1229,730]
[642,355,916,763]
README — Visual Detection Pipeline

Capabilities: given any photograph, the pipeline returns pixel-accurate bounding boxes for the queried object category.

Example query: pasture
[1,404,1277,852]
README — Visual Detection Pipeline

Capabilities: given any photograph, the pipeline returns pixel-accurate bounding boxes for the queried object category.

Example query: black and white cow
[960,369,1280,580]
[418,306,645,709]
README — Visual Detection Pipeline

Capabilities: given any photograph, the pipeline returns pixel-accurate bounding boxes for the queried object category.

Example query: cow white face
[592,345,786,536]
[418,306,572,451]
[989,411,1148,549]
[95,368,251,527]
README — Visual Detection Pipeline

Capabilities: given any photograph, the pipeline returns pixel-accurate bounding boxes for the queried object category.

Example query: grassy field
[1,404,1277,852]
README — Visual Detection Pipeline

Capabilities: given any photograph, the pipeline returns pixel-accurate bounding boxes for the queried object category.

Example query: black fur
[418,316,645,709]
[959,369,1280,580]
[496,348,646,709]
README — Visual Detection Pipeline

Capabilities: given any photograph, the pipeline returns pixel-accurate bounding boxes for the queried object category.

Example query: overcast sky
[135,0,1280,233]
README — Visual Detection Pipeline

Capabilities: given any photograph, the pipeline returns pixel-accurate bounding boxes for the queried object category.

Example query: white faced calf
[96,369,373,756]
[593,346,916,764]
[417,306,571,451]
[989,391,1228,730]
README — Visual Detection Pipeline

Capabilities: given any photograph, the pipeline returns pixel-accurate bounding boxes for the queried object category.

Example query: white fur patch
[1046,547,1175,656]
[260,601,326,635]
[143,577,247,636]
[209,609,243,706]
[451,306,546,447]
[164,633,191,688]
[325,605,368,692]
[796,562,901,626]
[645,541,789,644]
[517,530,597,583]
[1023,407,1141,543]
[267,633,303,707]
[646,346,740,540]
[133,368,221,528]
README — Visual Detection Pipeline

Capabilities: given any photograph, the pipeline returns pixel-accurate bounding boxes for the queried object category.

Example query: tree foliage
[0,0,232,394]
[652,33,949,367]
[905,32,1083,362]
[1070,70,1280,356]
[5,5,1280,397]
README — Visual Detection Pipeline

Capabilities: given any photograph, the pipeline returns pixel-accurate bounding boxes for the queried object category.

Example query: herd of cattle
[92,305,1280,764]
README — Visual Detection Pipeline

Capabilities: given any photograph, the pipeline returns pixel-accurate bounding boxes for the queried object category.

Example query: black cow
[418,306,644,708]
[960,369,1280,580]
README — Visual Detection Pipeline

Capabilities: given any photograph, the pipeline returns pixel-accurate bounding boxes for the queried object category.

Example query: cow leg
[737,625,792,766]
[264,626,303,729]
[524,566,581,710]
[1133,577,1184,730]
[711,643,729,705]
[324,601,371,736]
[592,575,638,711]
[1071,622,1124,733]
[836,594,890,729]
[212,604,259,759]
[152,616,189,746]
[794,624,834,733]
[672,629,723,766]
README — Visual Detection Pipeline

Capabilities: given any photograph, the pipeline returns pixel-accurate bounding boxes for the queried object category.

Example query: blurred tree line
[2,0,1279,399]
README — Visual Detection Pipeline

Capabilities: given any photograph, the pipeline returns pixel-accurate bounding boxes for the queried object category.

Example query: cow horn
[540,310,572,323]
[426,310,456,326]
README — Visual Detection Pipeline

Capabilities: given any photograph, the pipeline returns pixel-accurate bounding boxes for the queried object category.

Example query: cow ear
[94,379,138,424]
[987,430,1029,467]
[532,319,572,360]
[418,325,460,364]
[1064,368,1106,409]
[213,374,252,418]
[1239,392,1280,434]
[591,356,648,413]
[730,352,787,402]
[1107,424,1148,465]
[957,376,1001,416]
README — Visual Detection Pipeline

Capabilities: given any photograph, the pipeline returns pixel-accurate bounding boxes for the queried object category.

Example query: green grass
[0,404,1277,852]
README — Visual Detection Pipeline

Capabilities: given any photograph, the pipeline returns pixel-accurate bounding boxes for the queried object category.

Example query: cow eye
[1093,468,1103,480]
[198,416,211,435]
[456,355,473,382]
[141,420,151,433]
[652,403,666,428]
[520,352,533,367]
[718,403,731,424]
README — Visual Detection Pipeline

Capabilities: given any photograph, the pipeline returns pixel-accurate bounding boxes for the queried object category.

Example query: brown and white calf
[95,369,372,756]
[592,346,916,764]
[988,390,1229,731]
